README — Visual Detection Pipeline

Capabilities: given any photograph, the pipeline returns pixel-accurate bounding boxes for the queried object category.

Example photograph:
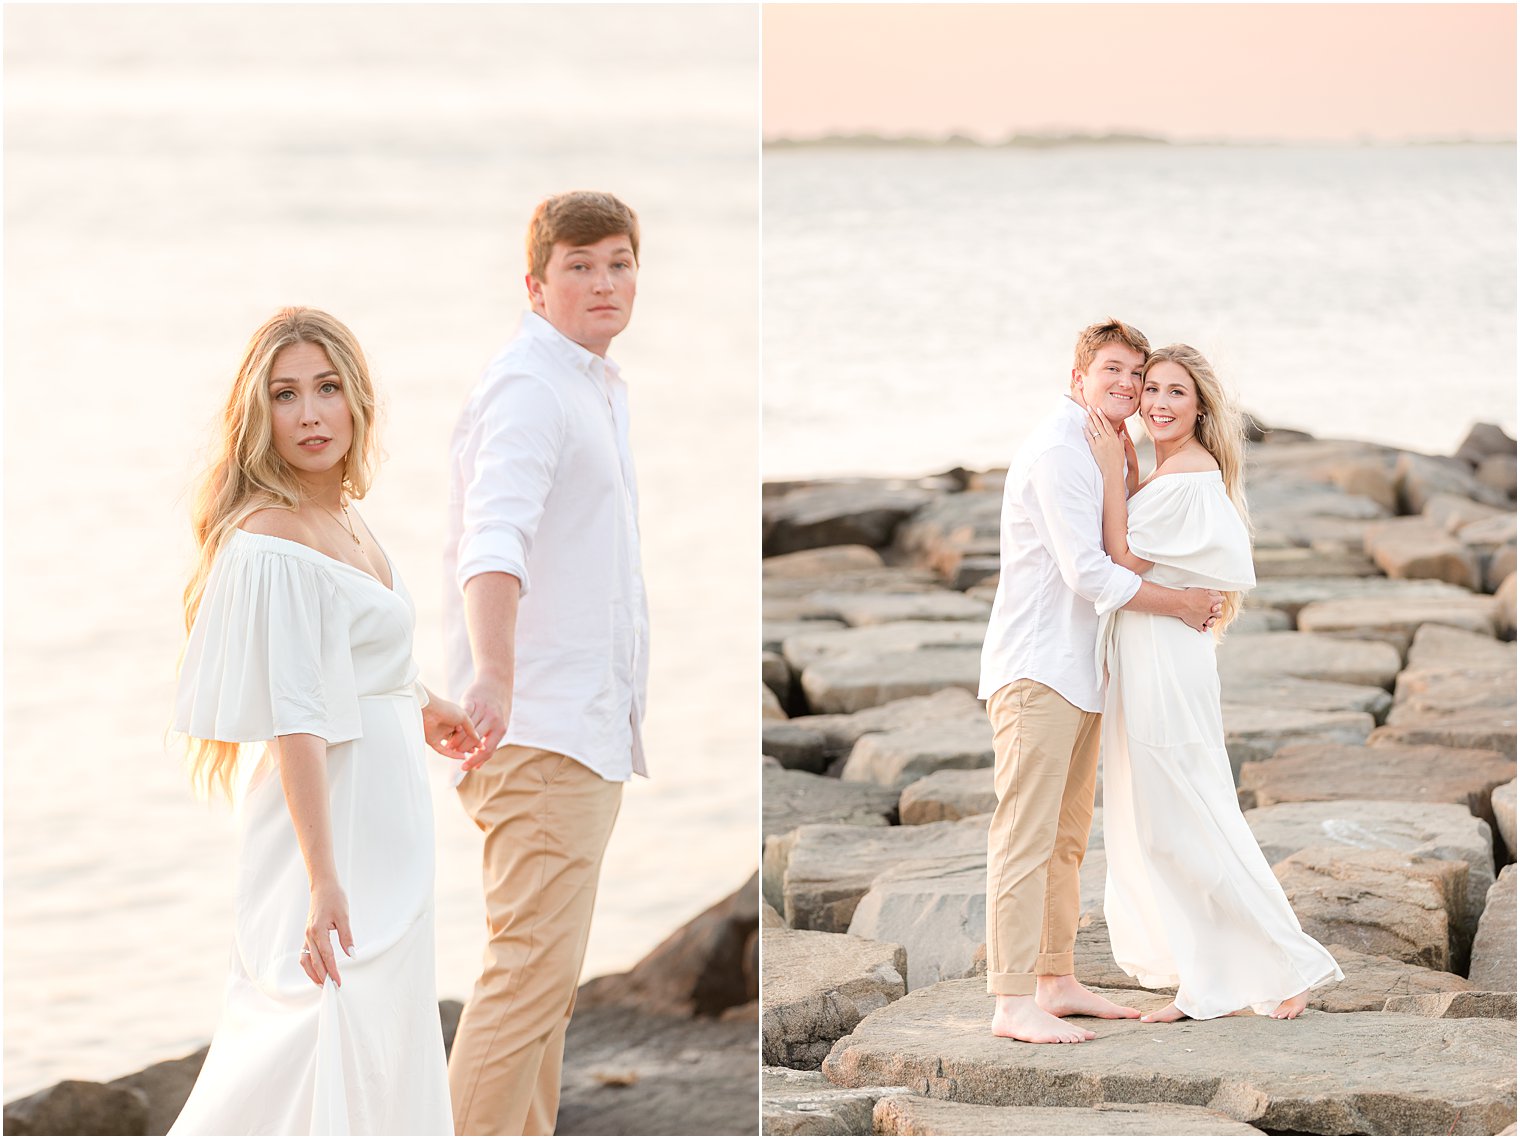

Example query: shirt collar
[519,311,621,383]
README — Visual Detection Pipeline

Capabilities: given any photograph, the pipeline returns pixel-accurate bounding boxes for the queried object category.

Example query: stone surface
[1216,632,1402,689]
[765,484,937,556]
[848,854,987,991]
[764,650,793,701]
[1245,799,1495,944]
[871,1095,1268,1136]
[1296,595,1499,653]
[1397,450,1511,513]
[1383,991,1517,1019]
[1218,673,1393,720]
[1455,423,1517,466]
[764,766,899,839]
[1477,454,1518,499]
[1220,705,1375,775]
[3,1080,150,1137]
[1423,492,1512,534]
[1391,665,1518,719]
[841,718,993,791]
[1406,622,1517,669]
[823,978,1516,1135]
[1237,742,1516,828]
[761,928,907,1069]
[899,768,996,825]
[1224,608,1291,634]
[800,648,981,715]
[1369,713,1518,761]
[768,816,990,932]
[764,684,786,721]
[765,567,941,621]
[1273,846,1466,971]
[764,545,885,579]
[1496,780,1517,861]
[107,1047,207,1136]
[764,690,985,775]
[1364,517,1482,590]
[1501,571,1517,639]
[780,621,986,673]
[1252,546,1378,578]
[1469,866,1517,992]
[760,1067,911,1136]
[1309,945,1473,1014]
[1244,576,1477,622]
[803,592,991,628]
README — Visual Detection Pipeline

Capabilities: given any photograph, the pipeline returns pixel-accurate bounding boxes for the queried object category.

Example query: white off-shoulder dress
[171,530,451,1135]
[1099,472,1343,1020]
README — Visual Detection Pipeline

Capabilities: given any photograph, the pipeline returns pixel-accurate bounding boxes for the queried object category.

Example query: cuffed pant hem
[987,971,1037,996]
[1034,951,1074,976]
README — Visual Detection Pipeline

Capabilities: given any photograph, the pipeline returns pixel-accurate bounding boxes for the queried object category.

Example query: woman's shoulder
[238,506,308,542]
[1152,447,1220,478]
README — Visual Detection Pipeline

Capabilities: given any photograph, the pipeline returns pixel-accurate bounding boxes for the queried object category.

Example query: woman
[172,307,486,1134]
[1083,343,1342,1023]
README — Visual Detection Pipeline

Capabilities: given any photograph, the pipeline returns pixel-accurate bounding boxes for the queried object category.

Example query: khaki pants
[449,746,623,1136]
[984,679,1100,996]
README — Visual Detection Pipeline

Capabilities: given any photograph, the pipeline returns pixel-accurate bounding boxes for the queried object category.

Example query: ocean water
[4,5,759,1099]
[763,143,1516,478]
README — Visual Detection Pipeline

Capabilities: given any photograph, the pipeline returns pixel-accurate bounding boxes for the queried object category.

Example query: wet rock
[899,769,996,825]
[780,621,986,673]
[1383,991,1516,1019]
[871,1095,1268,1136]
[764,545,885,579]
[848,854,987,991]
[770,816,990,932]
[761,929,907,1069]
[1495,780,1516,861]
[822,977,1515,1135]
[760,1067,911,1136]
[1273,846,1467,970]
[841,718,993,791]
[1363,517,1481,590]
[800,648,982,715]
[1469,866,1517,992]
[763,766,898,839]
[3,1080,149,1137]
[765,484,938,556]
[1220,705,1375,776]
[1216,632,1402,689]
[1295,594,1499,654]
[1309,945,1472,1013]
[1238,742,1515,828]
[1244,576,1476,623]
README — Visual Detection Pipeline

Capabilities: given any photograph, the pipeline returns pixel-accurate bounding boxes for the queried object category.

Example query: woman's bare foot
[990,994,1096,1043]
[1270,991,1309,1020]
[1035,974,1142,1020]
[1139,1001,1188,1023]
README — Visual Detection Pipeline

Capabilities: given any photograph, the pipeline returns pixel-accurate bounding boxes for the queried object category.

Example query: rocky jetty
[761,422,1517,1135]
[4,876,761,1136]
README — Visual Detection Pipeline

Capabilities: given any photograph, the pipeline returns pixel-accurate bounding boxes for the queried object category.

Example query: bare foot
[1270,991,1309,1020]
[1036,975,1142,1020]
[990,995,1096,1043]
[1140,1001,1188,1023]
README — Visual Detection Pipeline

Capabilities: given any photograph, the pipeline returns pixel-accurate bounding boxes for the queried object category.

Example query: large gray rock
[1397,451,1512,513]
[1252,547,1377,579]
[1363,517,1481,590]
[1245,799,1495,946]
[872,1095,1267,1136]
[800,648,982,715]
[1495,780,1517,861]
[899,769,996,825]
[1296,595,1499,654]
[1273,846,1467,971]
[1217,632,1402,690]
[764,690,985,775]
[1469,866,1517,992]
[1391,665,1518,720]
[769,816,990,932]
[1454,423,1517,466]
[781,621,986,672]
[765,484,938,556]
[764,545,885,579]
[765,619,848,655]
[761,1067,911,1136]
[1383,991,1517,1019]
[764,650,794,702]
[3,1080,150,1137]
[1310,944,1472,1013]
[803,592,992,629]
[1423,492,1512,534]
[1238,742,1516,828]
[824,978,1516,1135]
[764,684,787,722]
[841,718,993,791]
[892,492,1003,579]
[1244,576,1476,622]
[1219,673,1393,720]
[1406,623,1517,669]
[1500,571,1517,639]
[1476,453,1519,499]
[763,766,898,840]
[762,929,907,1069]
[1225,608,1292,634]
[107,1047,207,1136]
[1220,705,1375,775]
[1369,712,1518,761]
[765,567,941,622]
[848,854,987,991]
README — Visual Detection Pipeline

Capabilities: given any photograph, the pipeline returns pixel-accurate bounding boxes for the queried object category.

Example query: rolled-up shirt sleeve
[1023,446,1141,617]
[456,373,568,597]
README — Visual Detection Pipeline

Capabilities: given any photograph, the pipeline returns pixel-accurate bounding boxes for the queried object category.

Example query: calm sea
[4,5,759,1099]
[763,142,1516,478]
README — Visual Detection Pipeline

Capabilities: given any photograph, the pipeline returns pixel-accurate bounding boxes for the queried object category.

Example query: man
[979,318,1222,1045]
[443,191,649,1134]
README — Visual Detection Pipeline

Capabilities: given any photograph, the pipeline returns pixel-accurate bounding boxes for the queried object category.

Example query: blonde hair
[1143,343,1252,637]
[181,307,379,799]
[526,191,639,281]
[1073,317,1150,373]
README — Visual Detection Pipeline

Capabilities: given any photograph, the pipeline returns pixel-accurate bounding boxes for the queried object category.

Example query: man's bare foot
[1270,991,1309,1020]
[991,994,1096,1043]
[1140,1001,1188,1023]
[1035,974,1142,1020]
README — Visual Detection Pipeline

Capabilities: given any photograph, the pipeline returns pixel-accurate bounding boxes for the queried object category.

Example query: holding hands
[422,697,489,768]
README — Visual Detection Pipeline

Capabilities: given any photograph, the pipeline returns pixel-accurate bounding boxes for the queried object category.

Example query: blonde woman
[1083,344,1342,1023]
[171,308,484,1134]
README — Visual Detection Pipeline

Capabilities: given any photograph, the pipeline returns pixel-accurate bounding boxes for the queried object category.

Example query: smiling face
[525,233,638,357]
[1072,342,1146,426]
[1140,358,1201,446]
[266,341,353,482]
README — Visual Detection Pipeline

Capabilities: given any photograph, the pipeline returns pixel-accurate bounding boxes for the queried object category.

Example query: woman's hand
[422,698,486,766]
[1083,404,1127,483]
[301,878,353,988]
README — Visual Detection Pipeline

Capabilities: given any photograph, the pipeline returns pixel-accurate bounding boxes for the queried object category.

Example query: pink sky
[764,4,1516,143]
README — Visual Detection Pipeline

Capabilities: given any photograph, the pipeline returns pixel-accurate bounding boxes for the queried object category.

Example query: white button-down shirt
[445,312,649,782]
[978,398,1142,713]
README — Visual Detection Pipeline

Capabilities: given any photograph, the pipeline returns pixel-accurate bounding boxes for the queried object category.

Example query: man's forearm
[463,571,521,693]
[1121,580,1189,619]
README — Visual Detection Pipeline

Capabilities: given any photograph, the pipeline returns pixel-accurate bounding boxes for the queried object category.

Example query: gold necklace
[314,499,362,548]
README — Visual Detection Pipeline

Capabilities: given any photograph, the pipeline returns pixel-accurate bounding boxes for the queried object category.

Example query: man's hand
[460,675,510,770]
[1177,587,1224,633]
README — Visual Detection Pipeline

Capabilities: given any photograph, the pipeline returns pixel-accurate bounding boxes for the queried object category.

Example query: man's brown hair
[525,191,640,281]
[1072,317,1149,373]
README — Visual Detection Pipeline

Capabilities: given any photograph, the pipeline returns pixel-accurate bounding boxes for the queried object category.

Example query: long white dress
[1100,472,1343,1020]
[171,530,452,1135]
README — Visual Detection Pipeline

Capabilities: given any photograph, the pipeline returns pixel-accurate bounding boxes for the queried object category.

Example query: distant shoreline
[765,132,1517,151]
